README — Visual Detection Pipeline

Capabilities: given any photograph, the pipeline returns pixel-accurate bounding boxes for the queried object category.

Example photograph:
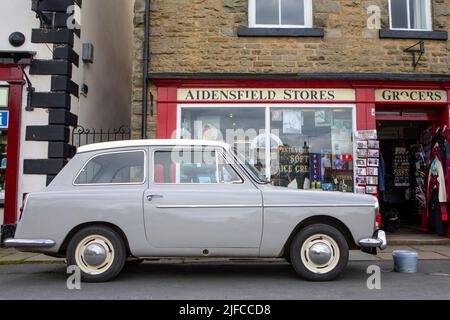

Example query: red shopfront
[0,65,24,228]
[153,79,450,237]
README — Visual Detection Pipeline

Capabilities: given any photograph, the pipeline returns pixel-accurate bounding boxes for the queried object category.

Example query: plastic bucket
[392,250,418,273]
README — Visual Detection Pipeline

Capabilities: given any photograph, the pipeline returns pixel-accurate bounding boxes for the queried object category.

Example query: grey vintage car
[2,140,386,282]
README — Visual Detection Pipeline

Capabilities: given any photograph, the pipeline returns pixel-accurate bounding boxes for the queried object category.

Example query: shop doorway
[377,120,434,233]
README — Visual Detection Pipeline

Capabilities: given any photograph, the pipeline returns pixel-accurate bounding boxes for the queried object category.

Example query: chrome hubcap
[300,234,340,274]
[83,243,107,267]
[308,242,332,265]
[75,235,115,275]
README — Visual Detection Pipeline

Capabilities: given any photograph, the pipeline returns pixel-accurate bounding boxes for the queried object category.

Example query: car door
[143,146,263,249]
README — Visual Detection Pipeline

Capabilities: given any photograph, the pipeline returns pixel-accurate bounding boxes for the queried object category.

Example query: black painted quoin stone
[26,0,81,184]
[51,76,79,97]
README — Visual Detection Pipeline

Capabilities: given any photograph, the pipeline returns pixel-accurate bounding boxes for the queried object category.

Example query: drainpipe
[141,0,151,139]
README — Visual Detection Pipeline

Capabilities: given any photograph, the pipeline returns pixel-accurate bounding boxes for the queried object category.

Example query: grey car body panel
[259,186,377,256]
[12,141,378,258]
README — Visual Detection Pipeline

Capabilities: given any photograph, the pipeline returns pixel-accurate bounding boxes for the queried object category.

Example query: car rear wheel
[290,224,349,281]
[67,226,126,283]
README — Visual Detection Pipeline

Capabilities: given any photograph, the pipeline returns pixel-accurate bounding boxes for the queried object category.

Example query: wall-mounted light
[81,84,89,97]
[82,43,94,64]
[8,32,26,47]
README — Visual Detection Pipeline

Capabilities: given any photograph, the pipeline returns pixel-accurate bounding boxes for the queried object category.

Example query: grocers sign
[178,88,356,102]
[375,89,447,103]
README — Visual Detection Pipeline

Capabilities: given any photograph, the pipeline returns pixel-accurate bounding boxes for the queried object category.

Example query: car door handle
[147,194,164,201]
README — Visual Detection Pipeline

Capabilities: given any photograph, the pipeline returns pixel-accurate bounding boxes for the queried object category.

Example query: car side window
[74,150,146,185]
[153,148,242,184]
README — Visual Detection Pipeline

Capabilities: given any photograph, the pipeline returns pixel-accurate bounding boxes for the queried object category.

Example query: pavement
[1,231,450,264]
[0,260,449,299]
[388,230,450,245]
[1,245,450,264]
[0,233,450,265]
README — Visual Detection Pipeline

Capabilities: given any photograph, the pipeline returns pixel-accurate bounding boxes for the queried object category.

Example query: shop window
[270,107,354,192]
[179,106,355,193]
[389,0,431,31]
[180,107,268,178]
[153,149,242,184]
[0,85,9,205]
[249,0,313,28]
[74,150,145,185]
[0,87,8,108]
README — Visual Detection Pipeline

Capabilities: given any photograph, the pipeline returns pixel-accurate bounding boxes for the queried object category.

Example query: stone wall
[131,0,450,138]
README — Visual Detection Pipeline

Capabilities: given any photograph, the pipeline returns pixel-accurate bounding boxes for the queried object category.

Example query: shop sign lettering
[178,88,356,102]
[375,89,447,103]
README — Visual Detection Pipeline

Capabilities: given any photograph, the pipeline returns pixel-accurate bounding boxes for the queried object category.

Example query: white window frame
[389,0,432,31]
[249,0,313,28]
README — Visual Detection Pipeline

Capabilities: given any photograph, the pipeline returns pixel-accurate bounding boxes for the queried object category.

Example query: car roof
[77,139,231,154]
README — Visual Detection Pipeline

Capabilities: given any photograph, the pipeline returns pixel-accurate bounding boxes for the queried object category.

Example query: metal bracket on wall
[31,0,52,28]
[150,92,155,117]
[403,41,425,69]
[20,66,34,112]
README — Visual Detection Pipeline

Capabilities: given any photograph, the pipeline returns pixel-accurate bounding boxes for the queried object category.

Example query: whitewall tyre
[67,226,126,283]
[290,224,349,281]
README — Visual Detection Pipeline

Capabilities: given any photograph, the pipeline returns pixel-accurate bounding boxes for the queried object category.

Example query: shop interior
[377,106,449,237]
[377,120,432,232]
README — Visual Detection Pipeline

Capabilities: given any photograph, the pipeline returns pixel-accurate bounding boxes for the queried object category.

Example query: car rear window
[74,150,146,185]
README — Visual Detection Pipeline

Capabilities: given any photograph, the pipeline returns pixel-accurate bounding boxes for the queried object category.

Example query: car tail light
[375,212,382,230]
[19,193,29,221]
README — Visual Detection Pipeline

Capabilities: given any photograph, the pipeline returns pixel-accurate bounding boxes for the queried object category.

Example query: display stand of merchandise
[411,144,427,217]
[355,131,380,196]
[393,148,410,187]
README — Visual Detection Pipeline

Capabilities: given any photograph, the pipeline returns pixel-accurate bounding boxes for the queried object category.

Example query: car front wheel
[67,226,126,283]
[290,224,349,281]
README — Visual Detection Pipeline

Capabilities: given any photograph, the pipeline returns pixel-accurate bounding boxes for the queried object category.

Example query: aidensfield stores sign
[375,89,447,103]
[178,88,356,102]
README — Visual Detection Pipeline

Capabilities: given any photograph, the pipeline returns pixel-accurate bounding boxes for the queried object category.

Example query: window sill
[237,27,324,38]
[379,29,448,40]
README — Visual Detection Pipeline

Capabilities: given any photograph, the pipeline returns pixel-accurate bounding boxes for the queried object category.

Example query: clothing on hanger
[428,176,444,235]
[428,146,447,203]
[378,152,386,192]
[432,129,447,176]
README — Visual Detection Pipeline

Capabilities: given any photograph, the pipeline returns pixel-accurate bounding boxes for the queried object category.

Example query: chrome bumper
[2,239,56,248]
[359,230,387,250]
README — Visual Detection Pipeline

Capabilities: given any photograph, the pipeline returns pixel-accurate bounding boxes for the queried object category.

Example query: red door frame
[0,65,24,225]
[445,85,450,236]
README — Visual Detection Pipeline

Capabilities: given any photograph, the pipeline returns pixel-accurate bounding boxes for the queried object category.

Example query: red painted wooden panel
[156,87,168,139]
[0,65,24,224]
[355,88,376,130]
[166,87,178,139]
